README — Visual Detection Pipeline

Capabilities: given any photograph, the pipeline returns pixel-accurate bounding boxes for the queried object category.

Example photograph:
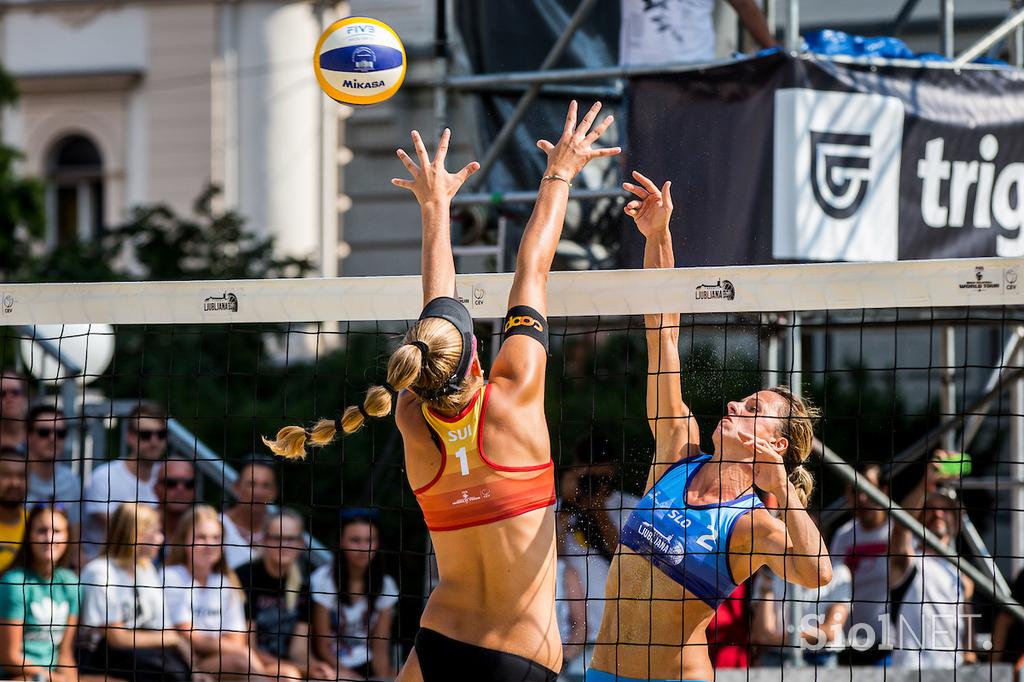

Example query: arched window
[45,134,104,246]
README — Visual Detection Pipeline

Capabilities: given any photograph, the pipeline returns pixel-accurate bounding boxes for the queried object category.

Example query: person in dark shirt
[236,508,332,680]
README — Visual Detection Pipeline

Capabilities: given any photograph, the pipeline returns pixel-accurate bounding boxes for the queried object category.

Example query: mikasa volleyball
[314,16,407,106]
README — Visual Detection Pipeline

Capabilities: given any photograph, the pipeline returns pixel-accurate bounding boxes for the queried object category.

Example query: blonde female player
[585,172,833,682]
[264,101,619,682]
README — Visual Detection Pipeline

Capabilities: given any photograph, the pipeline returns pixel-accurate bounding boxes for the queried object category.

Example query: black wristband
[502,305,549,352]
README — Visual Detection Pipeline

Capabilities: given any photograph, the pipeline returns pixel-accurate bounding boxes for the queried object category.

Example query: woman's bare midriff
[589,548,715,681]
[418,505,563,672]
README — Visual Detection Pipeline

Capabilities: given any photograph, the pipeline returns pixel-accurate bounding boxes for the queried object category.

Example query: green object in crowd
[936,451,972,477]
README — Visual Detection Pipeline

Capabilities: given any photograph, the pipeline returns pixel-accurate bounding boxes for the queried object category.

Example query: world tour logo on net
[695,280,735,301]
[810,131,873,219]
[203,292,238,313]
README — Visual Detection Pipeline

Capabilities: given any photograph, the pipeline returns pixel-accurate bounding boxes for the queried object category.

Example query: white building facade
[1,0,340,272]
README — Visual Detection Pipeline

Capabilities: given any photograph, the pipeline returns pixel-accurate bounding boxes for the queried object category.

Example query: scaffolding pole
[941,0,956,58]
[954,4,1024,66]
[433,0,449,135]
[1014,0,1024,68]
[1012,343,1024,579]
[470,0,601,188]
[786,0,800,51]
[962,326,1024,448]
[446,56,751,91]
[940,325,957,452]
[451,187,625,207]
[819,440,1024,621]
[821,364,1024,527]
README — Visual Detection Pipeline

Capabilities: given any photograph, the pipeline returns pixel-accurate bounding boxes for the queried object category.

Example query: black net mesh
[1,302,1022,681]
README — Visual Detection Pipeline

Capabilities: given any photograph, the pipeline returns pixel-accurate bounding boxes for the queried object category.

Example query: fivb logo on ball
[314,16,406,106]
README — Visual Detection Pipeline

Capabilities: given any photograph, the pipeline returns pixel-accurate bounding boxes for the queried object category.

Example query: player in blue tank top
[585,172,833,682]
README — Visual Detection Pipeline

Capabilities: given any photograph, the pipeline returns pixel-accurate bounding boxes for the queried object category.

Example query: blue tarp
[801,29,1007,65]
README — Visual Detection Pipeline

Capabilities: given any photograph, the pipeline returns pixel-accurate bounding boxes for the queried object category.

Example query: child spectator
[0,504,78,681]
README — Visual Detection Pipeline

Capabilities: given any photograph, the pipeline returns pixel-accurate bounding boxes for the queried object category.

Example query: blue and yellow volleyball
[314,16,407,106]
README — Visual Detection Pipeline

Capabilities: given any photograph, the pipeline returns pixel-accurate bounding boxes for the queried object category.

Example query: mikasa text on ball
[314,16,407,106]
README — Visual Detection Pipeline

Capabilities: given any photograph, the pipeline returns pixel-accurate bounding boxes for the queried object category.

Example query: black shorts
[414,627,558,682]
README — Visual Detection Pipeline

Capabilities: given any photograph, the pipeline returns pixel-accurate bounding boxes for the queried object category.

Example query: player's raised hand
[623,170,673,239]
[392,128,479,205]
[537,101,621,181]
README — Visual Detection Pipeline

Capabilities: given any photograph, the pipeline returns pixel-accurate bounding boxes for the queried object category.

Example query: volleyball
[313,16,407,106]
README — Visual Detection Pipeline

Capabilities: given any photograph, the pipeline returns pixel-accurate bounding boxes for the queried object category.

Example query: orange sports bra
[414,384,556,532]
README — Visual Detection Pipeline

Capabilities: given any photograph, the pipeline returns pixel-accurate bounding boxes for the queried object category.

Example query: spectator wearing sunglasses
[0,371,28,453]
[153,455,196,551]
[83,403,168,561]
[222,454,279,569]
[25,408,82,547]
[0,448,27,573]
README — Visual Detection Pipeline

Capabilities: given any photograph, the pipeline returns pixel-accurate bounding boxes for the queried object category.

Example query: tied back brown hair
[767,386,821,507]
[263,317,482,460]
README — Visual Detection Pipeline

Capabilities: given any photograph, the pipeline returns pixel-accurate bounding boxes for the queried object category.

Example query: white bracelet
[541,174,572,188]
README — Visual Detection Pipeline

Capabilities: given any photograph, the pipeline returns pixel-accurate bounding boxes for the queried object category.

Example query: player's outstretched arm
[491,101,620,400]
[392,128,479,305]
[624,172,700,488]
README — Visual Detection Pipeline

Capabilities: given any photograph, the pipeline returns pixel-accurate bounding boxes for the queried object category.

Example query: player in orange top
[263,101,619,682]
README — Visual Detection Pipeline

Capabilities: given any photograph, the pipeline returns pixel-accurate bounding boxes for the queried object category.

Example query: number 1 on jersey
[454,447,469,476]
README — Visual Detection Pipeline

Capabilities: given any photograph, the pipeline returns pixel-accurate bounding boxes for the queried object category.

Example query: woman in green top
[0,504,79,681]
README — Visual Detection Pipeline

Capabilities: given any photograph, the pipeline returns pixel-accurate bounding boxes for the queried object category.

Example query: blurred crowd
[0,369,400,682]
[0,366,1015,681]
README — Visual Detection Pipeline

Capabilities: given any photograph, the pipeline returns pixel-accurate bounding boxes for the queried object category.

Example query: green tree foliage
[18,186,309,282]
[0,68,44,280]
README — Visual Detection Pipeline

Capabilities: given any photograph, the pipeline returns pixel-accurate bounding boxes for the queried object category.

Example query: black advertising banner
[623,53,1024,268]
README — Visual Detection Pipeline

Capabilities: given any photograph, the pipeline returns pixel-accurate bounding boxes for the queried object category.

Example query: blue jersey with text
[620,453,764,609]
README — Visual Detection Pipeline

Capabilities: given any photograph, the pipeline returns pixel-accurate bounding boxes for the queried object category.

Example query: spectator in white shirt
[619,0,776,66]
[830,461,891,665]
[311,511,398,681]
[78,503,190,682]
[753,561,852,667]
[888,460,974,670]
[82,403,167,561]
[222,455,279,570]
[164,503,273,679]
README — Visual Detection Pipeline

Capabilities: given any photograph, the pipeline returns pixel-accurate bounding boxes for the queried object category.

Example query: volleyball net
[2,257,1024,680]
